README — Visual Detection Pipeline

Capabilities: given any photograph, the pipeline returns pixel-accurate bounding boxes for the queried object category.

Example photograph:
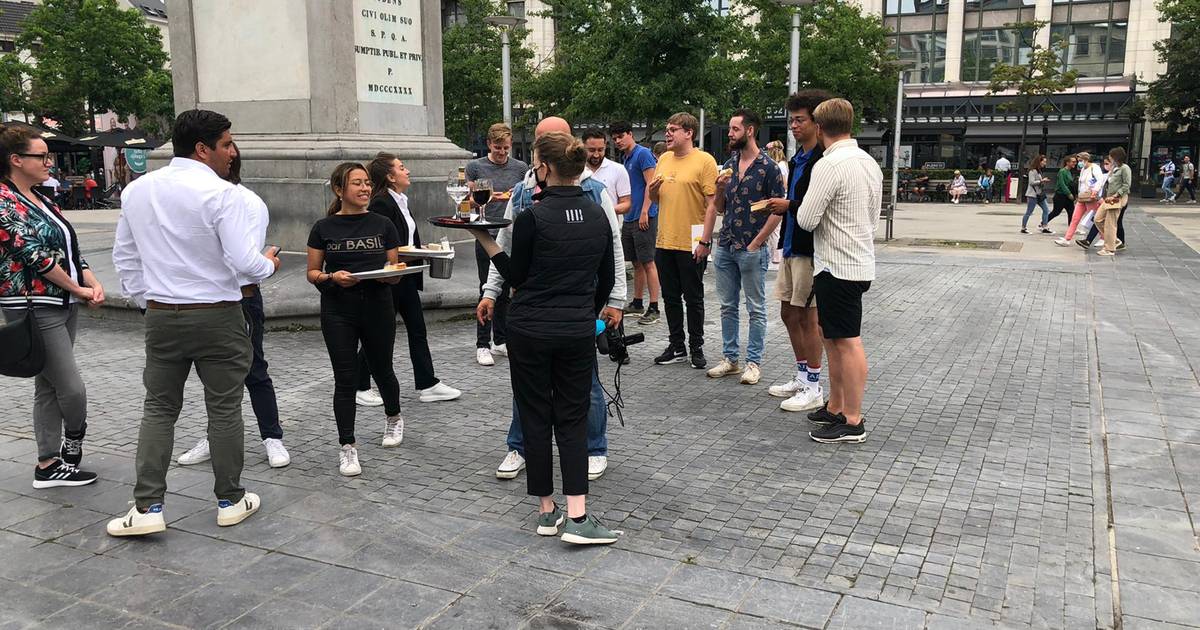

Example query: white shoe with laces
[477,348,495,366]
[740,362,761,385]
[262,438,290,468]
[381,415,404,447]
[781,385,825,412]
[492,343,508,357]
[706,358,741,378]
[768,373,807,398]
[355,389,384,407]
[217,492,261,527]
[178,438,211,465]
[587,455,608,480]
[339,445,361,476]
[419,382,462,402]
[106,504,166,537]
[496,450,525,479]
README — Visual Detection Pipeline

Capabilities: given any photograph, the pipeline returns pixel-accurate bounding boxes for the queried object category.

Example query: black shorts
[621,217,657,264]
[813,270,871,339]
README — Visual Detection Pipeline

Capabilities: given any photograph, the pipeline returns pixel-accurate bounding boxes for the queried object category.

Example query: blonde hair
[765,141,786,163]
[486,123,512,144]
[813,98,854,137]
[533,132,586,180]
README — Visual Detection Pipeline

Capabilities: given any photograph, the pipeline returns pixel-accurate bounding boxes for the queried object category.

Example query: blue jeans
[1022,196,1049,228]
[714,244,769,365]
[1163,176,1176,200]
[506,361,607,456]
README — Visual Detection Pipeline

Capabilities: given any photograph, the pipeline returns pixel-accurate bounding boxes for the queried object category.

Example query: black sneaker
[1075,239,1091,250]
[810,419,867,444]
[61,436,84,466]
[807,406,843,427]
[654,345,687,365]
[690,348,707,370]
[33,460,98,489]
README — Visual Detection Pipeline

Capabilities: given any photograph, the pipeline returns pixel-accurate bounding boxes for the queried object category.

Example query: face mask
[534,164,549,191]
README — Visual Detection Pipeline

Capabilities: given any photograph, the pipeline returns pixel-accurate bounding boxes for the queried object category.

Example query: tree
[0,53,29,116]
[441,0,535,149]
[732,0,898,127]
[1145,0,1200,133]
[15,0,170,135]
[987,20,1077,192]
[523,0,739,139]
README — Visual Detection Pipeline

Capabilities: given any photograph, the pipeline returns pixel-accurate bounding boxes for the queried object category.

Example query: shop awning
[964,121,1131,142]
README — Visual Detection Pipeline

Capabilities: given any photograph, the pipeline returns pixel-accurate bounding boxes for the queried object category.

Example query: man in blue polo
[610,120,660,324]
[478,116,626,482]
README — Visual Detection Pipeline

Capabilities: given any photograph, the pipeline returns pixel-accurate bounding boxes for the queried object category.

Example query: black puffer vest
[509,187,611,339]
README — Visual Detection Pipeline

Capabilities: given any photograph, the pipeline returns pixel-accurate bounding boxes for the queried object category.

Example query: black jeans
[476,242,511,348]
[1048,193,1074,225]
[241,288,283,440]
[320,286,402,445]
[1085,204,1127,244]
[507,330,593,498]
[655,248,707,351]
[356,280,439,391]
[1183,179,1197,201]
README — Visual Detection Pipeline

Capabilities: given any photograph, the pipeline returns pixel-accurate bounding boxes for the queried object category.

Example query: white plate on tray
[396,247,455,259]
[351,264,429,280]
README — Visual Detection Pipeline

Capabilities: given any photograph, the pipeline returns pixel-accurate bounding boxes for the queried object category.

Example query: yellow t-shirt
[655,149,718,251]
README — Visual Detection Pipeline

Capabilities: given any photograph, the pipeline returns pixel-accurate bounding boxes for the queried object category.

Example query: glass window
[962,28,1031,82]
[709,0,730,15]
[507,1,525,18]
[897,32,947,83]
[886,0,948,15]
[1051,21,1127,78]
[441,0,466,28]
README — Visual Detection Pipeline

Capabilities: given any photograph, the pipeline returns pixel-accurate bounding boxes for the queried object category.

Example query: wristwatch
[699,240,712,248]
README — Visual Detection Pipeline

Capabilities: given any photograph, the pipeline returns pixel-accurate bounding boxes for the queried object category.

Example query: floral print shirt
[718,150,785,250]
[0,182,89,308]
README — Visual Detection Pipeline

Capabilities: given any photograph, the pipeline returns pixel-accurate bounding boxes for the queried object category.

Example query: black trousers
[1183,179,1196,201]
[1048,193,1074,225]
[476,242,511,348]
[356,280,439,391]
[1085,204,1127,244]
[655,248,706,351]
[507,330,593,497]
[321,287,402,445]
[241,288,283,440]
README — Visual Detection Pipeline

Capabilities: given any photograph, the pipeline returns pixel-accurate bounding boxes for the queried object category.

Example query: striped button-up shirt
[795,138,883,282]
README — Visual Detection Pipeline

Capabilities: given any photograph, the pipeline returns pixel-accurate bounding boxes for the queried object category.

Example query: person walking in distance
[649,112,719,369]
[1046,154,1077,228]
[994,154,1011,202]
[610,121,661,325]
[763,90,832,413]
[1054,152,1104,246]
[704,109,784,386]
[109,110,278,536]
[1179,156,1196,203]
[176,147,290,470]
[1094,148,1133,257]
[795,98,883,444]
[1159,157,1177,203]
[465,123,527,367]
[1020,155,1052,234]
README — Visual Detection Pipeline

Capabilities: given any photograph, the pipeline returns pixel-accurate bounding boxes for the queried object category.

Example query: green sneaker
[560,514,619,545]
[536,506,565,536]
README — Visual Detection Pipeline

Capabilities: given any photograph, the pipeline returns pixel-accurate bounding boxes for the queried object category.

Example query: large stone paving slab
[2,206,1198,628]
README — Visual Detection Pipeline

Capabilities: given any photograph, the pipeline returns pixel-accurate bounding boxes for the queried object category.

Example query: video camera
[595,321,644,365]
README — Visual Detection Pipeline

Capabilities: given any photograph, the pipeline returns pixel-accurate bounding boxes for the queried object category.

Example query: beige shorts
[775,256,817,307]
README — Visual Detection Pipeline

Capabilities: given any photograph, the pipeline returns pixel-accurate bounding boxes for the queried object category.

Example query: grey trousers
[2,305,87,462]
[134,305,251,509]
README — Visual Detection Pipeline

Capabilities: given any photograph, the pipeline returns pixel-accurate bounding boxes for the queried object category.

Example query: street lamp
[776,0,813,157]
[886,60,916,242]
[483,14,527,126]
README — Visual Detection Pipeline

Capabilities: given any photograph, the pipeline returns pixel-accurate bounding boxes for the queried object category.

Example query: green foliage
[1145,0,1200,132]
[522,0,739,139]
[0,53,28,114]
[14,0,170,135]
[441,0,535,148]
[731,0,898,126]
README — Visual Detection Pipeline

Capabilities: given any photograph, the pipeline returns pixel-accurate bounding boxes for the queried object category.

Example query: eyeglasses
[18,153,53,164]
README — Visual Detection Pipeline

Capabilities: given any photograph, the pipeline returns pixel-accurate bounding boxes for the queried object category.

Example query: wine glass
[446,170,469,218]
[471,178,493,223]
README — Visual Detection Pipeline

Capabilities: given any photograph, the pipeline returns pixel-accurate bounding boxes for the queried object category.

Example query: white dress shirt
[234,183,270,287]
[388,188,417,244]
[795,138,883,282]
[113,157,274,308]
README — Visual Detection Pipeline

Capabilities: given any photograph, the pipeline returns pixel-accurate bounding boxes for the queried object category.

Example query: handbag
[0,273,46,378]
[1077,190,1098,203]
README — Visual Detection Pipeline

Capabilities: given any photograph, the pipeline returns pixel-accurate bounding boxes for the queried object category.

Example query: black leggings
[356,279,439,391]
[1048,193,1074,225]
[507,330,594,497]
[320,287,401,445]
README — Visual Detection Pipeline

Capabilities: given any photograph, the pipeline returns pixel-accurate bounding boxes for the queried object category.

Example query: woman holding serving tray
[306,162,409,477]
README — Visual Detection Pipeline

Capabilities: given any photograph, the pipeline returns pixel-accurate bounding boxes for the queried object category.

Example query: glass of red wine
[470,178,493,223]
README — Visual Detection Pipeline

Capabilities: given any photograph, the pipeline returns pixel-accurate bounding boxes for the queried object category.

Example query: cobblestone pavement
[0,206,1196,629]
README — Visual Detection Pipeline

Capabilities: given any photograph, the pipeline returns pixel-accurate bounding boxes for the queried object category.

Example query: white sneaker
[769,373,806,398]
[496,450,525,479]
[477,348,495,366]
[263,438,290,468]
[740,362,761,385]
[588,455,608,481]
[781,385,825,412]
[419,381,462,402]
[706,358,741,378]
[1054,237,1070,247]
[1094,239,1104,248]
[339,445,361,476]
[217,492,261,527]
[106,504,166,537]
[492,343,508,357]
[381,415,404,447]
[178,438,211,465]
[355,389,384,407]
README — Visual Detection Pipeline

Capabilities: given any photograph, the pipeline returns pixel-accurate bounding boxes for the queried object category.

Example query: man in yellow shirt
[648,112,718,369]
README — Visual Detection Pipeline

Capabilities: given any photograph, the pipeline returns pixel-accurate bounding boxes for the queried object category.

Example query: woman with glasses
[0,124,105,488]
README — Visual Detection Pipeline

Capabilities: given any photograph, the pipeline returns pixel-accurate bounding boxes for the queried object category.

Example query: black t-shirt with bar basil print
[307,212,400,280]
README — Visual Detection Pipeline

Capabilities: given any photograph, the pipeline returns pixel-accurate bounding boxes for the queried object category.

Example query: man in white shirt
[1160,158,1177,203]
[108,110,280,537]
[994,155,1011,202]
[795,98,883,445]
[582,129,631,215]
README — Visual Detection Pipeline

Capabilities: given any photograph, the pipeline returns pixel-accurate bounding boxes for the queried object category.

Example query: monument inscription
[354,0,424,105]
